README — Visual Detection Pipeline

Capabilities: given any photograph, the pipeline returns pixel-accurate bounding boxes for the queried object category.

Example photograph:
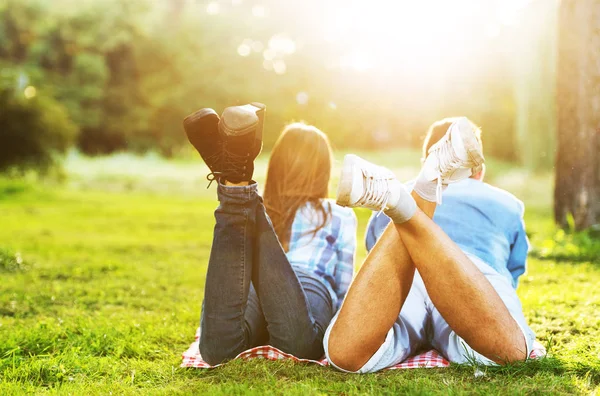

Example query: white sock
[413,168,447,203]
[384,183,417,224]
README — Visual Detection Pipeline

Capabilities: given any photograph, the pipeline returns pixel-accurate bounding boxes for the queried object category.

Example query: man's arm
[506,204,530,288]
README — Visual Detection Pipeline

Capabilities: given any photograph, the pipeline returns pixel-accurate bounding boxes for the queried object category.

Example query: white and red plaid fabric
[181,328,546,370]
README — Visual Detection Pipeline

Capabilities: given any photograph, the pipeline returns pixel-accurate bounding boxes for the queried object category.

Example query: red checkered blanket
[181,328,547,369]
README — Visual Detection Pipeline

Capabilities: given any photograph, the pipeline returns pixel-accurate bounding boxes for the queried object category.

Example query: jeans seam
[240,205,248,345]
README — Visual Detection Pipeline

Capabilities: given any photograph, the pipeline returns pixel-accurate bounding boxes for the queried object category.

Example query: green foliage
[0,248,29,273]
[0,0,558,163]
[532,227,600,263]
[0,68,76,173]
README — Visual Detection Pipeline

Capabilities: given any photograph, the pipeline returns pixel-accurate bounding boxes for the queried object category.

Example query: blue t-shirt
[366,178,529,288]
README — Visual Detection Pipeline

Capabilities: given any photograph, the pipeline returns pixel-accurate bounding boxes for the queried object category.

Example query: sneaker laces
[430,137,466,205]
[356,167,392,215]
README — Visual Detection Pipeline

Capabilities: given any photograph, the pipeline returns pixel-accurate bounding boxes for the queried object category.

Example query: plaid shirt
[286,199,357,310]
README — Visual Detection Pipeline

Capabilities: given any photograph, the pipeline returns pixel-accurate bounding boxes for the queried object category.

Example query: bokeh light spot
[24,86,37,99]
[268,34,296,55]
[296,92,309,105]
[273,60,287,75]
[237,44,251,57]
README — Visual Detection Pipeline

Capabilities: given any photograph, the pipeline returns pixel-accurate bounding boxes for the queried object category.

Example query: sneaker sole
[454,119,485,168]
[463,135,484,168]
[336,154,362,207]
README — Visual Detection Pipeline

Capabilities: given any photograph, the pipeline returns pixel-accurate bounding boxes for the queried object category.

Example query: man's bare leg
[393,201,527,363]
[327,194,436,371]
[403,119,527,363]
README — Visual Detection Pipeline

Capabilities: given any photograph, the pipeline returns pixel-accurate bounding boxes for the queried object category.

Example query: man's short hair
[422,117,482,158]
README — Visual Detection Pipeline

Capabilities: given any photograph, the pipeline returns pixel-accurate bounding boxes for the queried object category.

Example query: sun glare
[206,1,219,15]
[222,0,532,77]
[252,4,267,17]
[315,0,532,75]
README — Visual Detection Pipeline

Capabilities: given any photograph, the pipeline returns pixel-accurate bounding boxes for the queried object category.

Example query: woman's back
[263,122,357,310]
[286,199,357,310]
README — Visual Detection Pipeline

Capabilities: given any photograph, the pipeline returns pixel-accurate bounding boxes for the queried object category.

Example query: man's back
[366,178,529,288]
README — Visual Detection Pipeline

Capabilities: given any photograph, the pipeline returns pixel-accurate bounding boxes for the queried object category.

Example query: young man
[324,117,536,373]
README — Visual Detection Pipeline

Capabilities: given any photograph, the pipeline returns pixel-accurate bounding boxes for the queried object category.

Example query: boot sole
[219,104,265,137]
[183,108,219,130]
[183,108,219,152]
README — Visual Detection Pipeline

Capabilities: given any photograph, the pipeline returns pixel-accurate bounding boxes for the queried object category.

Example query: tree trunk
[555,0,600,230]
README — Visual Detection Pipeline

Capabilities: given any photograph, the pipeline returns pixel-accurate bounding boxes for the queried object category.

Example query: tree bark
[555,0,600,230]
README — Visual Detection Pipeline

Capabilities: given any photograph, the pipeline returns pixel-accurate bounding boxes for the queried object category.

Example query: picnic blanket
[181,328,547,369]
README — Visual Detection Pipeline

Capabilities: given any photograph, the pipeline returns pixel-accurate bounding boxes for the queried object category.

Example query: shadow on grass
[477,356,600,386]
[179,355,599,394]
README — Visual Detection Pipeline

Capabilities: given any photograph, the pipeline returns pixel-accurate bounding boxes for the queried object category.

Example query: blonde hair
[423,117,482,158]
[263,122,333,251]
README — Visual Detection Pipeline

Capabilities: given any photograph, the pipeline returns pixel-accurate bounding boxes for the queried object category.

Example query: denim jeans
[199,182,334,365]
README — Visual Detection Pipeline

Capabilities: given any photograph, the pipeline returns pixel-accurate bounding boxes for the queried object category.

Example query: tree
[555,0,600,230]
[0,69,77,173]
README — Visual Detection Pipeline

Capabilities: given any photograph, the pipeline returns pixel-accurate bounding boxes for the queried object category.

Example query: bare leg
[328,188,525,370]
[393,208,527,363]
[326,194,435,371]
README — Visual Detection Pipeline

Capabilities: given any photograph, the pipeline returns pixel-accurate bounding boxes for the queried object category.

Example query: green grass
[0,151,598,394]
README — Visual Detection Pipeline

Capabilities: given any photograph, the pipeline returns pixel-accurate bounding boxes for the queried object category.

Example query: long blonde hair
[263,122,333,251]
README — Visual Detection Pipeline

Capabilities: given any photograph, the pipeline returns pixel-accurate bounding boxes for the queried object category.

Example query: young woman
[183,103,356,365]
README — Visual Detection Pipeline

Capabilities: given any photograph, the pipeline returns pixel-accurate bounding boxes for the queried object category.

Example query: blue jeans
[199,182,334,365]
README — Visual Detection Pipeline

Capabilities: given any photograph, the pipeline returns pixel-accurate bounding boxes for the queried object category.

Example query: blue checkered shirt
[286,199,357,311]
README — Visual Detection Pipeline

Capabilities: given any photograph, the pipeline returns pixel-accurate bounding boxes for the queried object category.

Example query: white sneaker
[337,154,402,211]
[421,117,484,203]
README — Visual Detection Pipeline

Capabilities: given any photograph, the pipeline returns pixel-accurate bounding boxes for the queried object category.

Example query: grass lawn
[0,151,598,395]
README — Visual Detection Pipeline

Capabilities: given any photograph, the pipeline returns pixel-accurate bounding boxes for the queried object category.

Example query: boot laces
[204,142,253,188]
[216,143,251,184]
[206,172,221,188]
